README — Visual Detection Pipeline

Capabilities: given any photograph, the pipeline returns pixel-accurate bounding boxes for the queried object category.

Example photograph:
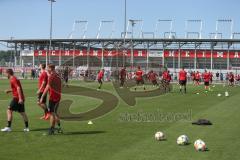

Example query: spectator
[31,68,35,80]
[220,73,223,82]
[0,67,3,76]
[216,72,219,80]
[21,68,25,79]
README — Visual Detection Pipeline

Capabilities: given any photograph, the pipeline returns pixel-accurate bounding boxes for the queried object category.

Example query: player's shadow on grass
[63,130,106,135]
[30,128,50,132]
[30,128,106,136]
[204,148,210,152]
[178,142,192,146]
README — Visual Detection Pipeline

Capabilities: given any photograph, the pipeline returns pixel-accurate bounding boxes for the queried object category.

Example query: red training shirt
[179,70,187,81]
[48,72,61,102]
[120,69,127,79]
[38,70,48,93]
[149,72,157,81]
[98,71,104,80]
[10,76,25,101]
[162,71,168,80]
[135,70,143,81]
[203,72,211,82]
[195,72,201,80]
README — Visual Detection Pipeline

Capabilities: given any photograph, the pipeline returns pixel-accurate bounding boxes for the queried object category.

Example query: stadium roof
[1,38,240,44]
[1,38,240,50]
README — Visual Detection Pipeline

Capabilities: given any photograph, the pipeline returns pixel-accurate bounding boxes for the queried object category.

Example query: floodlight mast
[164,32,176,39]
[124,0,127,39]
[232,32,240,39]
[69,20,88,39]
[215,19,233,39]
[126,19,143,38]
[96,20,115,68]
[185,19,203,38]
[122,0,127,68]
[48,0,56,66]
[209,32,223,39]
[96,20,115,39]
[185,19,203,39]
[142,32,155,39]
[231,20,234,39]
[155,19,173,38]
[127,19,143,71]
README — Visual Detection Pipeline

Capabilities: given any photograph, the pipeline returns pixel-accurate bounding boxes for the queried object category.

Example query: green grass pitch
[0,79,239,160]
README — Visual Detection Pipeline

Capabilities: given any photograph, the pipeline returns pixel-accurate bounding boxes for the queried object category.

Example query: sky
[0,0,239,40]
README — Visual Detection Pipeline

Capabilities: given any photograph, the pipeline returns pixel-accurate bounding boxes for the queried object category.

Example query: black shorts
[64,77,68,83]
[163,79,170,84]
[38,92,47,104]
[48,100,60,113]
[9,98,25,113]
[120,77,125,81]
[229,79,234,83]
[136,79,144,85]
[151,80,158,85]
[120,78,125,83]
[204,81,209,86]
[98,79,102,84]
[179,80,186,85]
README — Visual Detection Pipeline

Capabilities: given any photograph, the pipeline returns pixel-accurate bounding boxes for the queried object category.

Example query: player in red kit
[191,71,196,84]
[203,70,211,91]
[229,72,234,86]
[195,71,201,85]
[37,64,50,120]
[167,70,172,83]
[1,69,29,132]
[162,70,171,92]
[135,66,145,91]
[148,70,158,87]
[179,67,187,93]
[41,64,62,135]
[97,69,104,90]
[237,74,240,85]
[119,67,127,88]
[162,70,168,80]
[209,72,213,84]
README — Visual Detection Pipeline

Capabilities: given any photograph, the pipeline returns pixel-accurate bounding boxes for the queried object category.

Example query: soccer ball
[155,131,165,141]
[177,135,189,145]
[217,93,222,97]
[194,139,206,151]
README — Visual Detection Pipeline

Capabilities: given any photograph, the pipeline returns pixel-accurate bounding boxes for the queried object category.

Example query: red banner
[164,50,240,58]
[34,49,148,57]
[33,49,240,59]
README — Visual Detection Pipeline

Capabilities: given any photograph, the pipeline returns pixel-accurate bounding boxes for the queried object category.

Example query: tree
[0,50,13,63]
[0,58,6,66]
